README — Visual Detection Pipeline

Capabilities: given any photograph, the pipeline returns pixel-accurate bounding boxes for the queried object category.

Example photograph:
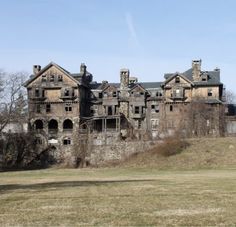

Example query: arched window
[48,119,58,130]
[63,119,73,130]
[34,119,43,129]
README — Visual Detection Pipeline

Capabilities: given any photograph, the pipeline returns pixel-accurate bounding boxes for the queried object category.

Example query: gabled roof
[24,62,81,87]
[130,83,146,92]
[164,72,193,85]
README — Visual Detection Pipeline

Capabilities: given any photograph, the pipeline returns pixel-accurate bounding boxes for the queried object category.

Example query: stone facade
[24,60,224,164]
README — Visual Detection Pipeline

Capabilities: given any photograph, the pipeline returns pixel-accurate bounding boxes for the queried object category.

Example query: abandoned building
[24,60,225,162]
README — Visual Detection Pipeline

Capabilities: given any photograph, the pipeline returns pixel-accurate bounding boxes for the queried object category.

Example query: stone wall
[86,132,156,166]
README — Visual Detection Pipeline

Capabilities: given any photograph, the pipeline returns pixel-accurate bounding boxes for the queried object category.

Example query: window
[64,89,70,96]
[58,75,63,82]
[36,104,41,113]
[41,75,47,82]
[63,119,73,130]
[156,91,163,97]
[208,89,213,97]
[50,75,55,82]
[63,138,71,145]
[46,104,51,113]
[34,119,43,129]
[108,106,113,115]
[140,92,144,95]
[35,88,40,97]
[42,89,45,97]
[112,91,117,97]
[103,92,107,97]
[98,92,103,98]
[170,105,173,112]
[65,106,72,112]
[135,106,140,114]
[175,77,180,83]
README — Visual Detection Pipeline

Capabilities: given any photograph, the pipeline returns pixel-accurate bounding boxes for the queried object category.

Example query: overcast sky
[0,0,236,92]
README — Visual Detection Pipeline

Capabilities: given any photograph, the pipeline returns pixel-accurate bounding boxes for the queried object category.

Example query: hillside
[117,137,236,170]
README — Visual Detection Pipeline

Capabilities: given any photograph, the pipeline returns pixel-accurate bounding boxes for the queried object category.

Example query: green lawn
[1,168,236,226]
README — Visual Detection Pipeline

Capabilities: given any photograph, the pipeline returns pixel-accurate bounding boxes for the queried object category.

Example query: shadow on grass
[0,179,156,194]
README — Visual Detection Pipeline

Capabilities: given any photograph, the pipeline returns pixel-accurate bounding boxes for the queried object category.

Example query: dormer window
[202,75,208,81]
[175,77,180,83]
[156,91,163,97]
[208,89,213,97]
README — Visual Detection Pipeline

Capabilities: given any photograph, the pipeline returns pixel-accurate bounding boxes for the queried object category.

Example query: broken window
[58,75,63,82]
[48,119,58,130]
[140,92,144,95]
[65,106,72,112]
[64,89,70,96]
[175,77,180,83]
[46,104,51,113]
[98,92,103,98]
[34,119,43,129]
[208,89,213,97]
[112,91,117,97]
[35,88,40,97]
[50,75,55,82]
[108,106,113,115]
[135,106,140,114]
[63,138,71,145]
[63,119,73,130]
[170,105,173,112]
[41,75,47,82]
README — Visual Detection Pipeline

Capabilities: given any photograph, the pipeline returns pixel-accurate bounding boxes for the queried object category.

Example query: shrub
[155,137,189,157]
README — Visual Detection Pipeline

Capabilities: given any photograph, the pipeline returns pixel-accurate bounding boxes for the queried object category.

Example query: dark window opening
[175,77,180,83]
[46,104,51,113]
[41,75,47,82]
[64,89,70,96]
[34,119,43,129]
[98,92,103,98]
[35,89,40,97]
[151,105,155,109]
[65,106,72,112]
[112,92,117,97]
[208,90,213,97]
[50,75,55,82]
[42,89,45,97]
[170,105,173,112]
[63,138,71,145]
[94,119,103,132]
[140,92,144,95]
[48,119,58,130]
[63,119,73,130]
[107,119,116,130]
[58,75,63,82]
[108,106,113,115]
[135,106,140,114]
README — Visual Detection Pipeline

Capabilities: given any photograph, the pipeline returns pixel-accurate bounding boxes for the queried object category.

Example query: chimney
[120,68,130,90]
[80,63,87,76]
[33,65,41,75]
[192,60,201,81]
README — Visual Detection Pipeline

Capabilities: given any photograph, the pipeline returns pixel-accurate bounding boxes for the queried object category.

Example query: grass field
[1,167,236,226]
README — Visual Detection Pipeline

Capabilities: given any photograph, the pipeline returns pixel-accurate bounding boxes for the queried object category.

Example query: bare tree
[225,90,236,104]
[0,70,28,133]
